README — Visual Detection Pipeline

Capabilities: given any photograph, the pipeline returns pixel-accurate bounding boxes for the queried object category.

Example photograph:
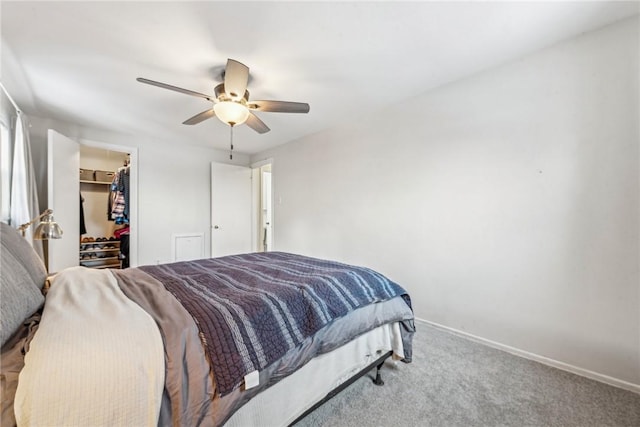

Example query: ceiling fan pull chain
[229,124,234,160]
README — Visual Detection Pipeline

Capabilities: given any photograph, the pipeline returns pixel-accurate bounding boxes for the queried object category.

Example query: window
[0,121,11,223]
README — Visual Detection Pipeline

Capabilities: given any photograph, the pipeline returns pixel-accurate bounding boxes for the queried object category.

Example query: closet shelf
[83,262,121,269]
[80,256,119,262]
[79,237,121,269]
[80,180,112,185]
[79,248,119,254]
[80,240,120,251]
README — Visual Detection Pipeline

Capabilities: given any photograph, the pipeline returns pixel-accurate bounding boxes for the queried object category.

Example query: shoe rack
[80,237,121,269]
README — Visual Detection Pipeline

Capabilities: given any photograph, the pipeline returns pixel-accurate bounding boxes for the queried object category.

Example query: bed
[0,222,414,426]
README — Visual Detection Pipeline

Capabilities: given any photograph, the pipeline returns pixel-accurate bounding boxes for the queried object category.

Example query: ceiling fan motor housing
[214,83,249,103]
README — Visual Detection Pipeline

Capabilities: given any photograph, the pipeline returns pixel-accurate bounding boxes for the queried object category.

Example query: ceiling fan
[136,58,310,135]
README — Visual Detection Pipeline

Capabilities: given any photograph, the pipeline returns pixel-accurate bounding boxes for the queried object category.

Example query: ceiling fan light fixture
[214,101,249,126]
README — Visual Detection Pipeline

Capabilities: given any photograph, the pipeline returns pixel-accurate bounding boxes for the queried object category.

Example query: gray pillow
[1,222,46,347]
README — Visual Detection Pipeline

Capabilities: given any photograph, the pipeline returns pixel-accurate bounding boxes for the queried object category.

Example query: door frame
[80,139,138,267]
[250,158,274,252]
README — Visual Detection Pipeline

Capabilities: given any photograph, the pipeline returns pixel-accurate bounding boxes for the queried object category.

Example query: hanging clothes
[115,226,130,269]
[108,165,130,224]
[80,193,87,235]
[117,166,130,220]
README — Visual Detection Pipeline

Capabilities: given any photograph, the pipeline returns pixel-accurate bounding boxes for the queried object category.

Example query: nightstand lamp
[18,209,63,240]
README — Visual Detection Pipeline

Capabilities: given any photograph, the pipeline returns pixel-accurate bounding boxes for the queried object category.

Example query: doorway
[252,160,273,252]
[79,144,133,269]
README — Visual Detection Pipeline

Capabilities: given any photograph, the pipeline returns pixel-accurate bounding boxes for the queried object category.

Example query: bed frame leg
[373,360,385,386]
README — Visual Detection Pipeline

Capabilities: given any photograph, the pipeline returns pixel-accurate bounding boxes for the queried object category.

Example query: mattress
[226,322,403,426]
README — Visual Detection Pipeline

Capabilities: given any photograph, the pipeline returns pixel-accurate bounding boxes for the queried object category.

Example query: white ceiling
[1,1,638,155]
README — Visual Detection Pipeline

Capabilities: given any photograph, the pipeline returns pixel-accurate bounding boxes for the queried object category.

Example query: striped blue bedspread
[139,252,411,396]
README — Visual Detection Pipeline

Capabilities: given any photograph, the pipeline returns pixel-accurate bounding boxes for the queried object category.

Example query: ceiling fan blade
[136,77,212,100]
[182,108,215,125]
[248,100,310,114]
[245,112,270,134]
[224,59,249,100]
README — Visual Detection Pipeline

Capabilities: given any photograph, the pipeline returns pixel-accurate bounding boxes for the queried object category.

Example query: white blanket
[14,267,165,427]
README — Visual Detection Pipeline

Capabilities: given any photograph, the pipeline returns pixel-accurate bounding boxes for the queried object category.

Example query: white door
[211,162,252,257]
[47,129,79,273]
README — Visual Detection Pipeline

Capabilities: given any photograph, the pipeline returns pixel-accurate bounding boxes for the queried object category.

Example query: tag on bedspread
[244,370,260,389]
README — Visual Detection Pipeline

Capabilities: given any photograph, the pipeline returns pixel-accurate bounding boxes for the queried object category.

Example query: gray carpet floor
[295,321,640,427]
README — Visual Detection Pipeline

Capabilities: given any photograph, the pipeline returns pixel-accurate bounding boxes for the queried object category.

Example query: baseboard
[415,317,640,395]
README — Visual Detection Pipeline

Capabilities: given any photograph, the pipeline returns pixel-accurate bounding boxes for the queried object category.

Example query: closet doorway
[80,143,135,269]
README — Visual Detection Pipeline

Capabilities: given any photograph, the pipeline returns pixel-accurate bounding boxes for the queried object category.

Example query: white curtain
[9,113,43,259]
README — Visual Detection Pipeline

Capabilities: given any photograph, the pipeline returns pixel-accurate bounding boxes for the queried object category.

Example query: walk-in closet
[79,145,131,269]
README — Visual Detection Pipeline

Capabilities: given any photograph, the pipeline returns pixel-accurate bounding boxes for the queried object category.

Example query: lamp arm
[18,209,53,237]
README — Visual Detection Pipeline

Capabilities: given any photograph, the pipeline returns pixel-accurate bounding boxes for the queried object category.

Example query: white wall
[136,140,248,265]
[27,117,250,266]
[252,17,640,385]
